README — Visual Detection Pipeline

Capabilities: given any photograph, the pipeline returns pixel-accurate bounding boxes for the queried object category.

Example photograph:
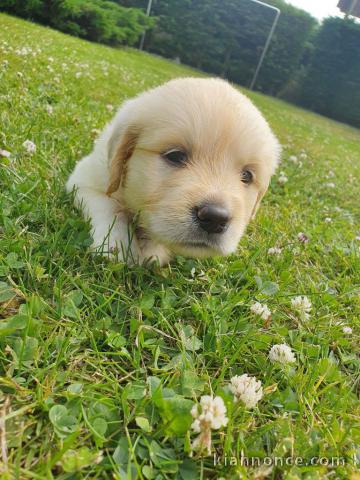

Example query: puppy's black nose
[195,203,230,234]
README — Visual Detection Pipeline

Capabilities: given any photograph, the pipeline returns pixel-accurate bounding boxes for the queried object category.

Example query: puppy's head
[108,78,280,258]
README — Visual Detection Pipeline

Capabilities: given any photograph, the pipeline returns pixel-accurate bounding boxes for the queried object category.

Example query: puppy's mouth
[178,240,216,249]
[171,238,224,256]
[141,214,232,257]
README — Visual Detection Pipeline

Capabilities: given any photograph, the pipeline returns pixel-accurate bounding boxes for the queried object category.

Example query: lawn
[0,13,359,480]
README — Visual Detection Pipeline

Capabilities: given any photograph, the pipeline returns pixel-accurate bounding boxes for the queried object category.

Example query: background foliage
[118,0,360,127]
[299,17,360,128]
[2,0,359,127]
[118,0,317,96]
[0,0,153,45]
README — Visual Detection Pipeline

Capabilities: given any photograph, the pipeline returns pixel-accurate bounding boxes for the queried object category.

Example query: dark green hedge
[1,1,359,127]
[119,0,317,96]
[0,0,153,46]
[299,17,360,128]
[119,1,360,128]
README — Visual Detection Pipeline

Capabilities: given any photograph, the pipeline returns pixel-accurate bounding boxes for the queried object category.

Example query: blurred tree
[116,0,316,95]
[0,0,153,46]
[255,0,317,95]
[2,0,359,126]
[299,17,360,127]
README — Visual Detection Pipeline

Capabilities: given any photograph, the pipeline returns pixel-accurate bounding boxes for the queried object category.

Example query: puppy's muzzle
[194,203,230,234]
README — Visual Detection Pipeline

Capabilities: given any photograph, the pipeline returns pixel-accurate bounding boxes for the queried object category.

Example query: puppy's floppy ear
[107,127,139,195]
[251,185,268,220]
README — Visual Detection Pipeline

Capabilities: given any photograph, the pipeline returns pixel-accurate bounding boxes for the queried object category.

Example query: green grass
[0,13,359,480]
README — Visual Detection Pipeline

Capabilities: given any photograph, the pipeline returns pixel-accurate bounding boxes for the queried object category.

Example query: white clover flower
[95,451,104,464]
[250,302,271,321]
[297,232,309,243]
[342,326,352,334]
[190,395,228,456]
[355,236,360,241]
[229,374,263,408]
[291,296,312,320]
[278,171,288,184]
[324,217,332,223]
[106,104,114,112]
[325,182,335,188]
[191,395,228,431]
[91,128,100,137]
[268,246,282,255]
[250,302,263,315]
[300,152,307,160]
[0,149,11,158]
[15,46,32,56]
[22,140,36,154]
[327,170,335,178]
[17,71,23,78]
[289,155,298,163]
[269,344,296,364]
[45,104,53,115]
[75,72,82,78]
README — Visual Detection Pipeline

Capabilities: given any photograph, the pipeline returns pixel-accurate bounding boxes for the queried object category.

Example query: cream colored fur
[66,77,280,266]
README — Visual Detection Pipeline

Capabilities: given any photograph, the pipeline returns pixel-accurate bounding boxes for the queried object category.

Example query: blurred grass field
[0,13,359,480]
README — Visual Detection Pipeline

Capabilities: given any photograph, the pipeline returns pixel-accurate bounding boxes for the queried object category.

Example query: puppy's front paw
[91,224,170,267]
[137,239,170,267]
[91,223,140,264]
[91,238,140,264]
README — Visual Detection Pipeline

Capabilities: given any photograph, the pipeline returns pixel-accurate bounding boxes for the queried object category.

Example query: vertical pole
[344,0,357,17]
[349,0,357,15]
[138,0,280,89]
[249,1,281,90]
[139,0,153,51]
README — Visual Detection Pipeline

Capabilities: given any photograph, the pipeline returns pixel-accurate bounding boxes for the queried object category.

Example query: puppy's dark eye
[241,169,254,184]
[162,149,188,166]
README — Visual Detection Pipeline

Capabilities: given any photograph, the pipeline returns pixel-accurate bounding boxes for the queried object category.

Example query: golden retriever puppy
[66,77,280,266]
